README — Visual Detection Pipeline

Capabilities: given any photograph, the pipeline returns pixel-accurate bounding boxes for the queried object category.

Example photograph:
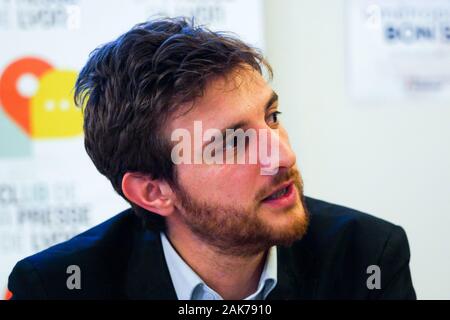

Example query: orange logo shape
[0,57,83,139]
[4,289,12,300]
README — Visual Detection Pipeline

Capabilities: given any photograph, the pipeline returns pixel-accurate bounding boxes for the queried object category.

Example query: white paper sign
[347,0,450,101]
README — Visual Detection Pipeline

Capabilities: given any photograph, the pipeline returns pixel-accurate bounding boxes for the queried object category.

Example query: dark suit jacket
[8,197,416,299]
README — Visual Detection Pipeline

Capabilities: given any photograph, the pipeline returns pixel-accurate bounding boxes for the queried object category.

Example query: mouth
[261,181,297,208]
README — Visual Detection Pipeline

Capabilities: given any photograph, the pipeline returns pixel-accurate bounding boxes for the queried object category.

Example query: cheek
[176,163,261,203]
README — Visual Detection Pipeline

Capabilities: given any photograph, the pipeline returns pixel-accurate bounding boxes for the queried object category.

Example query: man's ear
[121,172,175,217]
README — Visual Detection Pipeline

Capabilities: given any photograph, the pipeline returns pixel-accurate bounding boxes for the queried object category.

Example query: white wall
[265,0,450,299]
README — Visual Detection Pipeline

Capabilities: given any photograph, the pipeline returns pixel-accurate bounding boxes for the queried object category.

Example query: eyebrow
[203,90,279,147]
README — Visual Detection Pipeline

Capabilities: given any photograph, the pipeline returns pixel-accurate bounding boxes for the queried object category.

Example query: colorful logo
[0,56,82,139]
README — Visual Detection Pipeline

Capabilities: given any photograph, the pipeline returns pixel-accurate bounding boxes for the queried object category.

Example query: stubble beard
[174,168,310,257]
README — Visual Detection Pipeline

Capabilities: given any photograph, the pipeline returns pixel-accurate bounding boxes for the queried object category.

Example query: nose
[259,128,296,175]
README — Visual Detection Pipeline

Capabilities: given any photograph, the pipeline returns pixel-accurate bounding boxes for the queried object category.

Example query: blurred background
[1,0,449,299]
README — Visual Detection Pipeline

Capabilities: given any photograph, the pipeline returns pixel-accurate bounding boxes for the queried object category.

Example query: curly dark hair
[74,17,272,231]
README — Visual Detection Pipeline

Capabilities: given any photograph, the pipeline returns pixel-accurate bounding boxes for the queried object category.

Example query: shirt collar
[160,232,277,300]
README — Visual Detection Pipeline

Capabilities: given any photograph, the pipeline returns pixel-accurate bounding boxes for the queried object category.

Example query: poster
[346,0,450,101]
[0,0,264,298]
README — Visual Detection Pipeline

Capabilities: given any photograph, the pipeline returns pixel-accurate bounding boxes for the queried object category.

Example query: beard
[173,168,310,257]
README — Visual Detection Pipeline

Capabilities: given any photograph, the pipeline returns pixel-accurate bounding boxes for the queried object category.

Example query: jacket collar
[266,240,319,300]
[125,224,318,300]
[125,227,178,299]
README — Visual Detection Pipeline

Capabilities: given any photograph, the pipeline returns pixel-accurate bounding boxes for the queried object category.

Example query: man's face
[165,66,309,256]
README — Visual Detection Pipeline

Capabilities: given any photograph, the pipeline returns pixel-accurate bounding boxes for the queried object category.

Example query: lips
[261,180,297,209]
[262,181,293,202]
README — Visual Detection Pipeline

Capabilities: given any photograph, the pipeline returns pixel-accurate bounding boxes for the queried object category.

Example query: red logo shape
[0,57,53,135]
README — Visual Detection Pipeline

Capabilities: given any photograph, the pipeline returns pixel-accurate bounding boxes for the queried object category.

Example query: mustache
[255,168,302,201]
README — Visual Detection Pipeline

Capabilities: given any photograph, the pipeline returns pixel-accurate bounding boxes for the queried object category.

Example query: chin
[262,204,309,245]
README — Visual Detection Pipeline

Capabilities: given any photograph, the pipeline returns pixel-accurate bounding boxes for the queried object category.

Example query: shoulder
[295,197,414,298]
[303,196,406,249]
[8,208,139,299]
[302,196,411,261]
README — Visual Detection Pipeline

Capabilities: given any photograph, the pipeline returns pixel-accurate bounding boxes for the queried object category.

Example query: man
[8,17,416,300]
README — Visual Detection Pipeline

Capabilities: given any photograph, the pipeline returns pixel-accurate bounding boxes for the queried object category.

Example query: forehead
[166,67,273,133]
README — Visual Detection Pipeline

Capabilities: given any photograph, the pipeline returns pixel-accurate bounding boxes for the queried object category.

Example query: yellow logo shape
[31,70,82,139]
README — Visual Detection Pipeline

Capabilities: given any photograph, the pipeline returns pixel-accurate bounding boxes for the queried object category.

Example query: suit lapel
[125,227,178,299]
[124,223,319,300]
[266,241,319,300]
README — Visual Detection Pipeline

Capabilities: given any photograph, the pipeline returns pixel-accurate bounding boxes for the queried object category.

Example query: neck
[165,219,267,300]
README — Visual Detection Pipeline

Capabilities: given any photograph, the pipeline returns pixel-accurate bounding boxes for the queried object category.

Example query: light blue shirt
[160,232,278,300]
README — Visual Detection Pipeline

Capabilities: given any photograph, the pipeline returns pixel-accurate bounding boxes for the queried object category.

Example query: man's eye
[267,111,282,125]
